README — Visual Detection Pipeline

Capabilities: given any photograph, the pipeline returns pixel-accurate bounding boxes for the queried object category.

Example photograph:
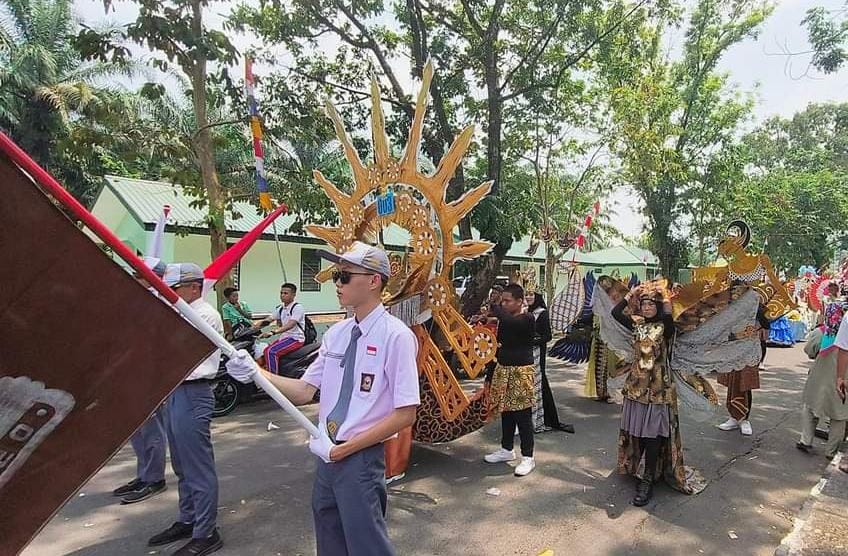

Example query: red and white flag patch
[366,345,377,356]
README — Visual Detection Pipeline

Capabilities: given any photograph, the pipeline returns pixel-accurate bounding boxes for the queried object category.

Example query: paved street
[24,344,836,556]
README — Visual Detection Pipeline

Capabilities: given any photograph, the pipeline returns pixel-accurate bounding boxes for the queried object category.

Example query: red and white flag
[0,137,215,555]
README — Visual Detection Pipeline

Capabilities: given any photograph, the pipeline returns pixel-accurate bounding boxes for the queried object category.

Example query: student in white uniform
[226,241,420,555]
[148,263,223,556]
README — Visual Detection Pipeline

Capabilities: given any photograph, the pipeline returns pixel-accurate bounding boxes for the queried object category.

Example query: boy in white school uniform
[227,241,419,555]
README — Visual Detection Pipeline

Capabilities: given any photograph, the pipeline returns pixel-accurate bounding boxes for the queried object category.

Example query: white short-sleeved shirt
[275,302,306,343]
[833,312,848,351]
[187,298,224,380]
[302,304,420,442]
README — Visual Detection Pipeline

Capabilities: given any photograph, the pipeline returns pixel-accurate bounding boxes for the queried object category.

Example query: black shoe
[148,522,193,547]
[173,529,223,556]
[120,480,166,505]
[112,478,143,497]
[814,427,829,440]
[796,441,813,454]
[632,478,653,507]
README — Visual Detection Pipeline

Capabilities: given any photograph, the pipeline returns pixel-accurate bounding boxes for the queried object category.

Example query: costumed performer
[610,284,680,506]
[798,302,848,461]
[526,291,574,433]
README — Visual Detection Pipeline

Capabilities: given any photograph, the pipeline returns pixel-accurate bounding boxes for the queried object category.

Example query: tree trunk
[544,240,556,303]
[190,0,229,308]
[485,64,502,196]
[459,21,506,310]
[460,243,509,317]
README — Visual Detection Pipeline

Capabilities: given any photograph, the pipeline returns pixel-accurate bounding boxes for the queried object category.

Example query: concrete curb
[776,453,848,556]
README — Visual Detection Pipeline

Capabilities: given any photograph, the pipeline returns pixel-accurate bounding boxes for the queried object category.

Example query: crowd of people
[112,242,848,556]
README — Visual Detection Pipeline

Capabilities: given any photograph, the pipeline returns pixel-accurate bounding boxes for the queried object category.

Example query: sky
[73,0,848,241]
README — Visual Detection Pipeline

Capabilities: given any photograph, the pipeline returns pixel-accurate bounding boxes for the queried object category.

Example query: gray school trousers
[130,406,167,484]
[166,381,218,539]
[312,443,394,556]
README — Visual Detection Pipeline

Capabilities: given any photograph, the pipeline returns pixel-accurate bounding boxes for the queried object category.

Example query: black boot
[632,477,653,507]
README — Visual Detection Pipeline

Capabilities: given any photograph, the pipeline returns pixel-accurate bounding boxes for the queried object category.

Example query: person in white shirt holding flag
[227,241,419,555]
[148,263,224,556]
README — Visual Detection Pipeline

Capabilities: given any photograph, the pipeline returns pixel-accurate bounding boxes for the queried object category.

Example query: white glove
[308,424,336,463]
[225,349,258,384]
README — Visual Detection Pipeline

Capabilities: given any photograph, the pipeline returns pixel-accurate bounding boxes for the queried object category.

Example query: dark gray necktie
[326,324,362,442]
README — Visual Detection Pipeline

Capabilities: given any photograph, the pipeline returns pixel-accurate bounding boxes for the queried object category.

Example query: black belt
[182,378,214,385]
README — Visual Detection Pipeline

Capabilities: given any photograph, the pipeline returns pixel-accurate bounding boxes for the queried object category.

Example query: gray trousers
[130,406,167,484]
[800,403,847,457]
[166,382,218,539]
[312,443,394,556]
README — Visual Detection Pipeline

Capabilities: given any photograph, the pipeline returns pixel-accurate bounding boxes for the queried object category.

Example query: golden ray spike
[448,240,495,264]
[324,100,369,189]
[370,77,391,168]
[400,61,433,176]
[431,125,475,188]
[305,224,341,248]
[313,169,351,209]
[315,267,336,283]
[443,181,493,229]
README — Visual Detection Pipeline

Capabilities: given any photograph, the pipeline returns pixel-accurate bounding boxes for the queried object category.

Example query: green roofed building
[558,246,661,282]
[88,176,578,312]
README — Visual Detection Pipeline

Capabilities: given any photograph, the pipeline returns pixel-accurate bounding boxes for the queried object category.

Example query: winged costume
[549,271,639,401]
[590,274,769,503]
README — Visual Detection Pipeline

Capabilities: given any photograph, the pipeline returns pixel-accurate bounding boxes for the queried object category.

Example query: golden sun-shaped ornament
[305,62,498,419]
[306,63,494,291]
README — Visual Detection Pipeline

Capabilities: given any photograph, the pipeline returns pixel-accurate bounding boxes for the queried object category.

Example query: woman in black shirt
[483,284,537,477]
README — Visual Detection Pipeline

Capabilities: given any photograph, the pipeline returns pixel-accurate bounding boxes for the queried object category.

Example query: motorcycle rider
[263,283,306,374]
[221,287,261,339]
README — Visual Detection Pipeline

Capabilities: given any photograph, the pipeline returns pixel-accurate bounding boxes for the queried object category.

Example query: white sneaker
[385,473,405,485]
[739,420,753,436]
[718,417,740,431]
[484,448,516,463]
[514,457,536,477]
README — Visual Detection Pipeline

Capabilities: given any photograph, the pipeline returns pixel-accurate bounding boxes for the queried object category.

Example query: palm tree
[0,0,134,203]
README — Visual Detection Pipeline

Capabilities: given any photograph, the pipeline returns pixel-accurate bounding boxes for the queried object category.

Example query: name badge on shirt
[366,345,377,356]
[360,373,375,393]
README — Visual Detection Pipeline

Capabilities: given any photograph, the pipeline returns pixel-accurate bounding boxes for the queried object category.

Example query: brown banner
[0,155,215,555]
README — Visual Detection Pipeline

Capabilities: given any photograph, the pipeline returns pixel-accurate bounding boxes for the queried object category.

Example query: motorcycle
[212,327,320,417]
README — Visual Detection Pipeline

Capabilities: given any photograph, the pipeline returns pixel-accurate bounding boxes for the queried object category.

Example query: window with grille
[301,248,322,292]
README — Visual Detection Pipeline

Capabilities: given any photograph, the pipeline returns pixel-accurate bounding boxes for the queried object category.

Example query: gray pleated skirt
[621,398,671,438]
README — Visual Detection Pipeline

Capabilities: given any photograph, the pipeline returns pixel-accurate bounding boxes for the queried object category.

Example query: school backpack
[289,302,318,344]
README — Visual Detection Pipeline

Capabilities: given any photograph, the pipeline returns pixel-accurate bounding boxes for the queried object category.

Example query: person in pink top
[226,241,419,555]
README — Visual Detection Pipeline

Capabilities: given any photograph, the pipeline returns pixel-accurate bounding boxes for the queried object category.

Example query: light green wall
[91,184,578,312]
[88,186,148,255]
[238,239,339,313]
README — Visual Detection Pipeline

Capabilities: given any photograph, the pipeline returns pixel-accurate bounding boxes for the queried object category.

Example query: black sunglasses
[332,270,374,285]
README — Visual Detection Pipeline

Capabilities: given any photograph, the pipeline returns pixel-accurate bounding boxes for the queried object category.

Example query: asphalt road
[23,344,832,556]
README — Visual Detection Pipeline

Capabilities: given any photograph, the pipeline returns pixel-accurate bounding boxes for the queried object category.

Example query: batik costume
[593,278,762,496]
